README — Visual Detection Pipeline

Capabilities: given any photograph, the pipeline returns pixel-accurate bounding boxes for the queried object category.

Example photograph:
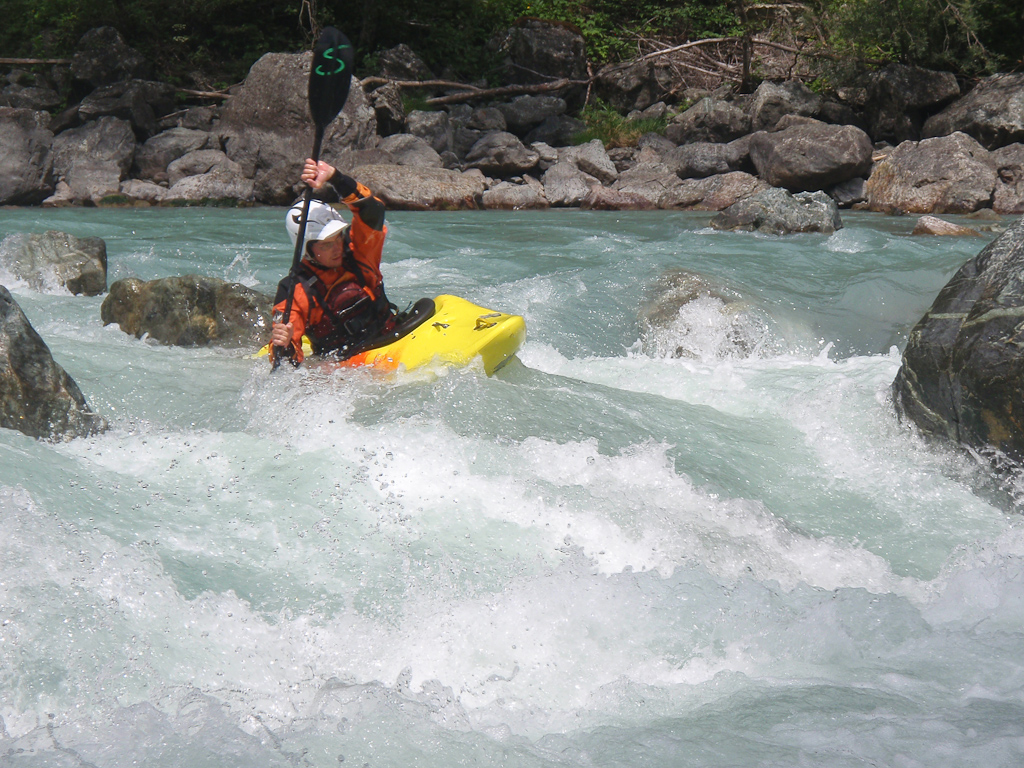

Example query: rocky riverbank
[2,24,1023,216]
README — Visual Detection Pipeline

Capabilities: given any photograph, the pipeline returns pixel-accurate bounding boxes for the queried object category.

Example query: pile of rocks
[2,24,1023,217]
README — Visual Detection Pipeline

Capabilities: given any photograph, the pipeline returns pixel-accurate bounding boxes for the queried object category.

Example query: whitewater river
[2,206,1023,767]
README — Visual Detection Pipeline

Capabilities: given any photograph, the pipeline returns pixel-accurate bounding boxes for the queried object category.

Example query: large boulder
[0,231,107,295]
[923,73,1024,150]
[991,144,1024,214]
[76,79,177,139]
[892,215,1024,466]
[710,187,842,234]
[611,163,683,208]
[376,134,443,167]
[133,127,219,182]
[661,171,769,211]
[0,108,54,205]
[405,110,453,155]
[464,132,540,176]
[100,275,272,347]
[501,19,588,109]
[865,132,996,214]
[218,52,376,205]
[865,64,960,144]
[542,161,598,207]
[595,59,677,114]
[666,137,751,180]
[747,80,823,132]
[70,27,151,89]
[376,44,434,82]
[666,95,751,144]
[748,116,873,192]
[559,139,618,184]
[496,95,567,137]
[0,286,106,440]
[49,116,136,203]
[348,165,485,210]
[482,178,549,210]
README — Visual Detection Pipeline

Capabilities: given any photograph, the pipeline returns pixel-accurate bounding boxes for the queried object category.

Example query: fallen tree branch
[176,88,231,100]
[424,78,589,106]
[0,57,71,65]
[360,77,482,91]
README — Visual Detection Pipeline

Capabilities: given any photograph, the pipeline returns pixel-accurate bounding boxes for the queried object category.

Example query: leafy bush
[573,101,669,148]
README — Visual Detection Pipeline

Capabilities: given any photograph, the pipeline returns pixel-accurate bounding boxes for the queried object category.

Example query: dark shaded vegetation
[1,0,1021,92]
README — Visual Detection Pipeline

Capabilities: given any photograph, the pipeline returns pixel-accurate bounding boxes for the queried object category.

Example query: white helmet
[285,199,349,253]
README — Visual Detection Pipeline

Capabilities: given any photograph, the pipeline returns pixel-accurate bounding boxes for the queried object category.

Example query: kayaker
[269,159,396,365]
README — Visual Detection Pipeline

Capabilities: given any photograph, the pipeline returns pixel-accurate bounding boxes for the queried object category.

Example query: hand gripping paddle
[272,27,354,369]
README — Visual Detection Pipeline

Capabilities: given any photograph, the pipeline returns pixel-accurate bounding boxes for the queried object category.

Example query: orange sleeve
[342,182,387,289]
[272,281,315,363]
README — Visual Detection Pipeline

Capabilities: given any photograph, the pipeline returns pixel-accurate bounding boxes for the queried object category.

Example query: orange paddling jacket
[273,171,394,364]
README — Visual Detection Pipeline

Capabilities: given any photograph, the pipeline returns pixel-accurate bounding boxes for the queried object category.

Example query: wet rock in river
[0,286,106,440]
[0,230,107,295]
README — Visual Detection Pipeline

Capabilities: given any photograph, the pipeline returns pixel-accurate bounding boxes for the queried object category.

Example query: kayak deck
[340,294,525,375]
[259,294,525,376]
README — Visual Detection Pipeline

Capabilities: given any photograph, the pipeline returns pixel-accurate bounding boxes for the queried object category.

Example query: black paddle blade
[309,27,354,130]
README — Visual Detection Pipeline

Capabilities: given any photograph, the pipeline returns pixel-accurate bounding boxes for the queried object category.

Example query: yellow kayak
[258,294,525,376]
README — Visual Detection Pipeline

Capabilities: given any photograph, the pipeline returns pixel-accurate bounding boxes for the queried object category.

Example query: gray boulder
[371,82,405,137]
[710,187,842,234]
[465,132,540,176]
[580,186,656,211]
[218,52,376,205]
[377,44,434,82]
[166,149,239,186]
[524,114,586,147]
[559,139,618,184]
[134,127,219,182]
[0,108,54,205]
[747,80,823,132]
[662,171,769,211]
[639,269,772,360]
[70,27,150,88]
[496,95,567,137]
[348,165,485,210]
[0,231,107,295]
[542,162,598,207]
[892,215,1024,467]
[866,64,960,144]
[164,165,255,204]
[865,132,996,214]
[50,116,136,203]
[376,134,443,167]
[923,73,1024,150]
[667,137,751,179]
[77,80,177,139]
[611,163,683,208]
[991,144,1024,214]
[118,179,167,204]
[405,110,453,155]
[748,116,873,192]
[911,215,982,236]
[501,18,587,108]
[595,59,677,114]
[101,275,272,347]
[2,84,62,112]
[666,96,751,144]
[0,286,106,440]
[482,178,549,210]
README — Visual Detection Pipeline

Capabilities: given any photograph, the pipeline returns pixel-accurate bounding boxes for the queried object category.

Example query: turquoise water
[1,207,1022,766]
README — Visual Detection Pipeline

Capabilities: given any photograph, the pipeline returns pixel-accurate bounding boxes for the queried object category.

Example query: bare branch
[360,77,483,91]
[0,57,71,65]
[424,78,588,107]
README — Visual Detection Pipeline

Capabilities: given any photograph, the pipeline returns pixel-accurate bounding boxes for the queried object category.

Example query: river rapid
[2,207,1023,767]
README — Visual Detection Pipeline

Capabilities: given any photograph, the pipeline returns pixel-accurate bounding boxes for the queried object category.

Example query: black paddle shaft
[273,27,354,369]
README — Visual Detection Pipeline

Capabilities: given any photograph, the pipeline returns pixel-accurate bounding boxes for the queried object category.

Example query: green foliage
[506,0,741,63]
[820,0,1021,74]
[573,100,669,148]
